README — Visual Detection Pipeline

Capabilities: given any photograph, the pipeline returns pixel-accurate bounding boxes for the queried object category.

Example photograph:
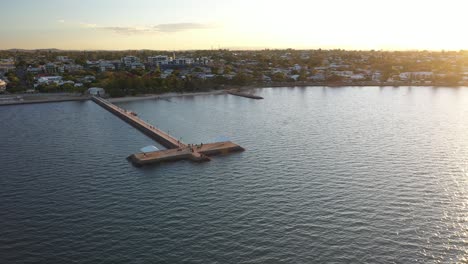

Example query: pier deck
[92,96,244,166]
[128,141,244,166]
[93,96,183,149]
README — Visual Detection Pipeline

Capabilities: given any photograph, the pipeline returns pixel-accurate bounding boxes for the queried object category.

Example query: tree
[272,72,286,82]
[232,73,252,86]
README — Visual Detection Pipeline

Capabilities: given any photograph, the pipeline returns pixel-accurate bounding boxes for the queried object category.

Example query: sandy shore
[3,84,464,106]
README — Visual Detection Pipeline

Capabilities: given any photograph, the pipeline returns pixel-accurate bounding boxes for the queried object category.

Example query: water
[1,86,467,263]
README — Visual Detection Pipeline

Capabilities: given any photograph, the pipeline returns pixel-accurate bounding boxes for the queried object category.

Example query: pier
[92,96,244,166]
[228,90,264,99]
[92,96,181,149]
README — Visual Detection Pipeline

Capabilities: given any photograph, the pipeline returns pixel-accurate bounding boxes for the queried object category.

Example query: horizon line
[2,48,468,52]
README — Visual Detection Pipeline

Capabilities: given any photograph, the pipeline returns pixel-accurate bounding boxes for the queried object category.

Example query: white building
[64,64,84,72]
[56,56,72,62]
[0,58,15,73]
[37,76,63,85]
[26,66,43,74]
[399,72,433,80]
[291,64,302,71]
[0,79,6,92]
[309,73,326,81]
[99,61,116,72]
[290,74,300,81]
[148,56,170,66]
[128,62,145,70]
[172,57,194,65]
[79,75,96,83]
[196,57,212,65]
[350,74,365,80]
[121,56,140,67]
[87,87,105,96]
[331,71,354,77]
[372,71,382,82]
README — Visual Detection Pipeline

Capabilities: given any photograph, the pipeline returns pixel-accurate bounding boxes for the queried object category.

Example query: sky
[1,0,468,51]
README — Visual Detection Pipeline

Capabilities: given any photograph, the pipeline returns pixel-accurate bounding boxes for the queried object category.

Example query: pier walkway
[93,96,183,149]
[92,96,244,166]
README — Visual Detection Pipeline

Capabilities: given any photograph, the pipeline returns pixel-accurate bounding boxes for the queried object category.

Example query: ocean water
[0,86,467,263]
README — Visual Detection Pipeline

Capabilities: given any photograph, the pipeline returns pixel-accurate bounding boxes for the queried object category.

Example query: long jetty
[92,96,244,166]
[93,96,181,149]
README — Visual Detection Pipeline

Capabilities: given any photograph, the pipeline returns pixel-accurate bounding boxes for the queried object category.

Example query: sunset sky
[2,0,467,50]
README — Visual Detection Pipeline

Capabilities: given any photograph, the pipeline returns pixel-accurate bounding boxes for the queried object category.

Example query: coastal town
[1,49,468,97]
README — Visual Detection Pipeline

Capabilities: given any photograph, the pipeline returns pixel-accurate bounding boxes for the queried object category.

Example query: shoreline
[108,83,468,103]
[1,84,467,106]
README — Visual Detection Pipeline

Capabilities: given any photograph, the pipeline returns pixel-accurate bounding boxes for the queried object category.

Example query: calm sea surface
[1,86,467,263]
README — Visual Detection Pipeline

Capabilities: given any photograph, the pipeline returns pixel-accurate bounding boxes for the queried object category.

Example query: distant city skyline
[2,0,468,51]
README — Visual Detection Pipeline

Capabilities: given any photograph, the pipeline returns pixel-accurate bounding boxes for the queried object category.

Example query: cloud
[80,23,98,29]
[154,23,211,33]
[87,23,213,35]
[57,19,66,23]
[99,26,152,34]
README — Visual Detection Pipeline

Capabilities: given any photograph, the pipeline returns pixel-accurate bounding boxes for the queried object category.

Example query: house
[64,64,84,73]
[194,73,215,79]
[0,58,15,74]
[45,63,57,74]
[289,74,300,81]
[128,62,145,70]
[262,75,272,82]
[26,66,43,74]
[87,87,105,96]
[148,56,170,66]
[37,76,63,85]
[171,57,194,65]
[121,56,140,67]
[56,56,72,63]
[399,72,433,80]
[78,75,96,83]
[99,61,116,72]
[0,79,6,92]
[309,74,325,81]
[331,71,353,77]
[350,74,365,80]
[372,71,382,82]
[196,57,212,65]
[291,64,302,71]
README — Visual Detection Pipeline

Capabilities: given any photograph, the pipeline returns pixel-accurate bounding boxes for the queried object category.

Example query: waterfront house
[0,79,6,92]
[309,73,326,81]
[87,87,105,96]
[399,72,433,81]
[350,74,365,80]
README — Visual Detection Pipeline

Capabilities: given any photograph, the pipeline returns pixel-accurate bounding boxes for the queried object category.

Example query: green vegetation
[2,49,468,96]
